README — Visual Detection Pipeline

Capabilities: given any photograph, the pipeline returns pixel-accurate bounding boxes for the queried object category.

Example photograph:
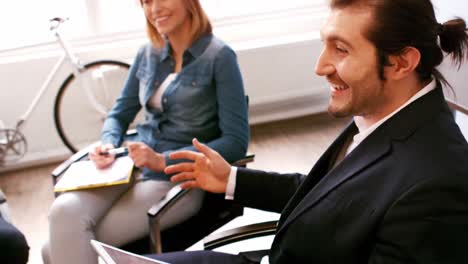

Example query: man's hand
[127,142,166,172]
[165,138,231,193]
[89,144,115,169]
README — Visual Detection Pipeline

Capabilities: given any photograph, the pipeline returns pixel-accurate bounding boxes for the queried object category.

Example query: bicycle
[0,17,133,164]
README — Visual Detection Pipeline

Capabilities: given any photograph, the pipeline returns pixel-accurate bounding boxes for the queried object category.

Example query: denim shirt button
[163,98,167,103]
[192,81,196,86]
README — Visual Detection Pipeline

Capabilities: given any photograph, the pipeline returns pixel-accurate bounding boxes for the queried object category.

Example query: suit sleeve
[369,176,468,263]
[234,167,305,213]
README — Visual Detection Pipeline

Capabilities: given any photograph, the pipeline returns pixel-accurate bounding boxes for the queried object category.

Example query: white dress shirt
[149,73,177,111]
[226,79,437,200]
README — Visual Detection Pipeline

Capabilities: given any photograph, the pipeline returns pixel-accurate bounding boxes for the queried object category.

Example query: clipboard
[54,156,134,192]
[90,239,169,264]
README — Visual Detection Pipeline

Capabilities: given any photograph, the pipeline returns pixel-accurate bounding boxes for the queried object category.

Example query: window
[203,0,328,45]
[1,0,326,51]
[202,0,316,19]
[87,0,145,35]
[0,0,88,51]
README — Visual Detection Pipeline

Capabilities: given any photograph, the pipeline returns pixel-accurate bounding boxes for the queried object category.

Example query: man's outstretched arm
[165,138,233,193]
[165,138,305,213]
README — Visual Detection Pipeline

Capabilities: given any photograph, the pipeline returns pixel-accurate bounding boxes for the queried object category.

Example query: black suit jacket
[235,86,468,263]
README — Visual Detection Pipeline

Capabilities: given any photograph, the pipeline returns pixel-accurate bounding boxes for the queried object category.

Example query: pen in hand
[100,147,128,156]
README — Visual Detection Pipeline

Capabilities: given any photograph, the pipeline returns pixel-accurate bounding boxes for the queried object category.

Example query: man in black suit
[152,0,468,263]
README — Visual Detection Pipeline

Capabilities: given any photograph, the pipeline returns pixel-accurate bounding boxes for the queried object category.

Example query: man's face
[315,7,388,119]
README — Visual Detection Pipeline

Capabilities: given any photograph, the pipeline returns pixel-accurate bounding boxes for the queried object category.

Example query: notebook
[54,156,134,192]
[90,239,169,264]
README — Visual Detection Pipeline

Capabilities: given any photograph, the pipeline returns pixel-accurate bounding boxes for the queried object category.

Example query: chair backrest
[157,193,243,252]
[447,100,468,141]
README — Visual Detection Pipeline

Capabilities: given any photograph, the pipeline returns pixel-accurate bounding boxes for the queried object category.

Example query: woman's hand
[165,138,231,193]
[127,142,166,172]
[88,144,116,169]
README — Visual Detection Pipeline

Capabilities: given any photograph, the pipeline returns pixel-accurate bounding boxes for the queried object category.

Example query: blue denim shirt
[101,34,249,180]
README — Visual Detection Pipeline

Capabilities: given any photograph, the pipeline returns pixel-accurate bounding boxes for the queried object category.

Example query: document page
[91,240,169,264]
[54,156,134,192]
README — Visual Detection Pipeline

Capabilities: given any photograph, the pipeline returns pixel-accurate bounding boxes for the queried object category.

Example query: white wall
[0,35,330,171]
[433,0,468,22]
[433,0,468,106]
[1,1,468,171]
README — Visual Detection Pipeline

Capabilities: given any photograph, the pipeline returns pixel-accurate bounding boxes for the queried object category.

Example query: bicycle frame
[1,17,131,162]
[15,20,84,132]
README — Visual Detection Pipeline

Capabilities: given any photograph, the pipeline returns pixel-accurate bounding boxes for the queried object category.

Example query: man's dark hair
[331,0,468,87]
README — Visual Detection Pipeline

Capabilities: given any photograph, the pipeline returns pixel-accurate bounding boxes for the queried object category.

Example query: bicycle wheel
[0,128,27,164]
[54,60,140,153]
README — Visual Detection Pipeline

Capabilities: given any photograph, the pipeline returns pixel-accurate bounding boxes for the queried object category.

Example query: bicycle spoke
[7,143,22,155]
[55,61,131,153]
[10,138,25,145]
[6,130,13,142]
[0,129,27,162]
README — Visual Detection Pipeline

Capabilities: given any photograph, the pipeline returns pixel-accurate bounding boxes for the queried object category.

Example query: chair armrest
[203,220,277,250]
[147,185,190,253]
[51,130,138,178]
[51,143,98,178]
[146,153,255,253]
[232,153,255,167]
[447,99,468,115]
[147,185,188,219]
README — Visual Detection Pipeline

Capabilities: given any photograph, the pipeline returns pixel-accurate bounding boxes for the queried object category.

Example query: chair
[50,133,254,254]
[447,99,468,138]
[142,156,254,254]
[204,220,277,250]
[188,99,468,256]
[0,189,11,223]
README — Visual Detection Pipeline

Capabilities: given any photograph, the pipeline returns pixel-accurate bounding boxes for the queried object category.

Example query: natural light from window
[0,0,325,51]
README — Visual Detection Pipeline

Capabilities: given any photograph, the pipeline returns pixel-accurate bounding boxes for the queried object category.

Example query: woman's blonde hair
[141,0,212,48]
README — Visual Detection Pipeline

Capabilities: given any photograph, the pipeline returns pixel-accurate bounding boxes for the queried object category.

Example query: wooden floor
[0,113,349,264]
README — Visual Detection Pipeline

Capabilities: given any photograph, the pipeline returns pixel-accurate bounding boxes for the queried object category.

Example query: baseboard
[249,91,329,124]
[0,148,69,174]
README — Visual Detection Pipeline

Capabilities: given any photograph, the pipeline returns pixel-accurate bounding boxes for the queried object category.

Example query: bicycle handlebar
[49,17,69,31]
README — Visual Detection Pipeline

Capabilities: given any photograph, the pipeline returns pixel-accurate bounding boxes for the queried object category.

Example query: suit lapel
[277,123,392,235]
[275,85,448,238]
[276,122,357,227]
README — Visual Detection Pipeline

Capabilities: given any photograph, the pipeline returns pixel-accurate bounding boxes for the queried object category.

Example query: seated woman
[42,0,249,263]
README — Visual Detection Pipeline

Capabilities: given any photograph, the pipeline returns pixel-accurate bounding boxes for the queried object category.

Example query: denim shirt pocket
[164,72,214,126]
[182,73,212,90]
[181,72,213,101]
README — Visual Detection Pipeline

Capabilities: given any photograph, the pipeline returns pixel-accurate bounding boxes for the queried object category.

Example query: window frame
[0,0,328,57]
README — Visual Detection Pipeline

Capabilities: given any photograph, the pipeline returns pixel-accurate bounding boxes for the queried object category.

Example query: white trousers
[42,178,204,264]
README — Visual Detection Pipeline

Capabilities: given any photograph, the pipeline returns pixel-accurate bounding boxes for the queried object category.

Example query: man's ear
[386,47,421,81]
